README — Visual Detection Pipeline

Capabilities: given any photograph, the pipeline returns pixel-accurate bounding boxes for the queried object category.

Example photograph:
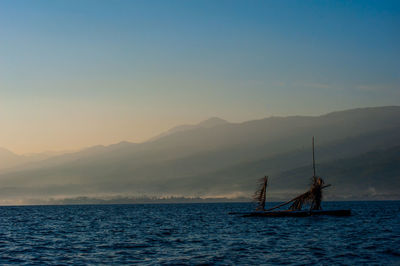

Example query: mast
[312,136,316,177]
[261,137,331,212]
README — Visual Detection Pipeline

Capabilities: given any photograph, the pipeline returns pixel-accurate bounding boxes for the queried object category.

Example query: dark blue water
[0,201,399,265]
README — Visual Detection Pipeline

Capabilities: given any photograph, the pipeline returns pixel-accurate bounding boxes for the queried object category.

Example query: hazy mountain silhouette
[0,147,63,170]
[0,148,23,170]
[148,117,228,141]
[0,106,399,203]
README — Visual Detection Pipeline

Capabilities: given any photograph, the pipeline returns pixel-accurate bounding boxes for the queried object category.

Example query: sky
[0,0,399,154]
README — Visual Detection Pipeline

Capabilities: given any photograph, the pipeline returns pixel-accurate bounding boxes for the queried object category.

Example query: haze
[1,0,399,154]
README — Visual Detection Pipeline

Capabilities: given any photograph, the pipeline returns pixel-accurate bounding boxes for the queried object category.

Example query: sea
[0,201,399,265]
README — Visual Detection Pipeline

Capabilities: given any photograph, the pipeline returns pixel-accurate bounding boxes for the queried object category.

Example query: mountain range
[0,106,399,204]
[0,148,65,171]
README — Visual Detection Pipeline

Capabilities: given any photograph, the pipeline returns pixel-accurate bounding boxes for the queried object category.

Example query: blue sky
[0,0,399,153]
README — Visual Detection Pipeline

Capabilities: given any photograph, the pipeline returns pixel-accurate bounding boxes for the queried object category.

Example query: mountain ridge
[147,117,229,142]
[0,106,399,204]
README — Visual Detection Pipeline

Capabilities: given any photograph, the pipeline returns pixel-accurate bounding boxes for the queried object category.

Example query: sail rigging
[289,176,325,210]
[230,136,350,217]
[253,176,268,211]
[255,137,329,212]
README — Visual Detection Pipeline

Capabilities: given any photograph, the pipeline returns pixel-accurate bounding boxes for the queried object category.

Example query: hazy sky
[1,0,399,153]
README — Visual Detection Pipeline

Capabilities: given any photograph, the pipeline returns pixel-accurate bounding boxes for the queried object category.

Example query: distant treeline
[27,196,251,205]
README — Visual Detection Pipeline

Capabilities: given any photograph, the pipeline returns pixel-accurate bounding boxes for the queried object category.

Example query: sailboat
[229,137,351,217]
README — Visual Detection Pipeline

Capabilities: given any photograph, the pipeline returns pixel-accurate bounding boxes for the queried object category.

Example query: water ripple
[0,201,399,264]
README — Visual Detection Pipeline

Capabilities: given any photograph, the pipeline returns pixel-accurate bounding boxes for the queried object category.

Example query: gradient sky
[1,0,399,154]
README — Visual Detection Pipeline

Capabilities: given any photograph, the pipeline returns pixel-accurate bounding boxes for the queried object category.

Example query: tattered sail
[289,176,325,210]
[230,137,351,217]
[289,137,325,210]
[253,176,268,211]
[256,137,329,212]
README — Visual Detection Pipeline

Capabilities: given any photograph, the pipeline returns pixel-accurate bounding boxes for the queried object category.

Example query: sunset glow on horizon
[1,0,399,154]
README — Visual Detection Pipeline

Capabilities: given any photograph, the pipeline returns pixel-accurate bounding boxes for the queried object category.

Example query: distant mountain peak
[0,147,17,156]
[148,117,229,142]
[322,105,400,118]
[197,117,228,127]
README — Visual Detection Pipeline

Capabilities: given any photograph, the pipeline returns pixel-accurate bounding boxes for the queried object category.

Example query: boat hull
[229,209,351,217]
